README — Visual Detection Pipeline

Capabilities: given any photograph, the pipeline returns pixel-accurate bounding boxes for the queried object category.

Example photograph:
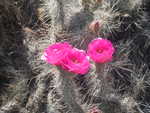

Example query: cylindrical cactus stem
[95,63,112,83]
[95,63,105,76]
[24,73,49,113]
[61,76,84,113]
[95,63,112,91]
[47,90,60,113]
[54,68,85,113]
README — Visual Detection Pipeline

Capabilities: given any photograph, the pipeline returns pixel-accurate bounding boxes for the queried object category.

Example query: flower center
[96,49,103,53]
[71,57,80,64]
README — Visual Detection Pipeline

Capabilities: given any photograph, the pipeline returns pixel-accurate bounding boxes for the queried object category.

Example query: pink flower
[61,48,90,74]
[42,42,72,65]
[88,38,115,63]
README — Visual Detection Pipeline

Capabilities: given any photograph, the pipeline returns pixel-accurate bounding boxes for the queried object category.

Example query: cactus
[0,0,150,113]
